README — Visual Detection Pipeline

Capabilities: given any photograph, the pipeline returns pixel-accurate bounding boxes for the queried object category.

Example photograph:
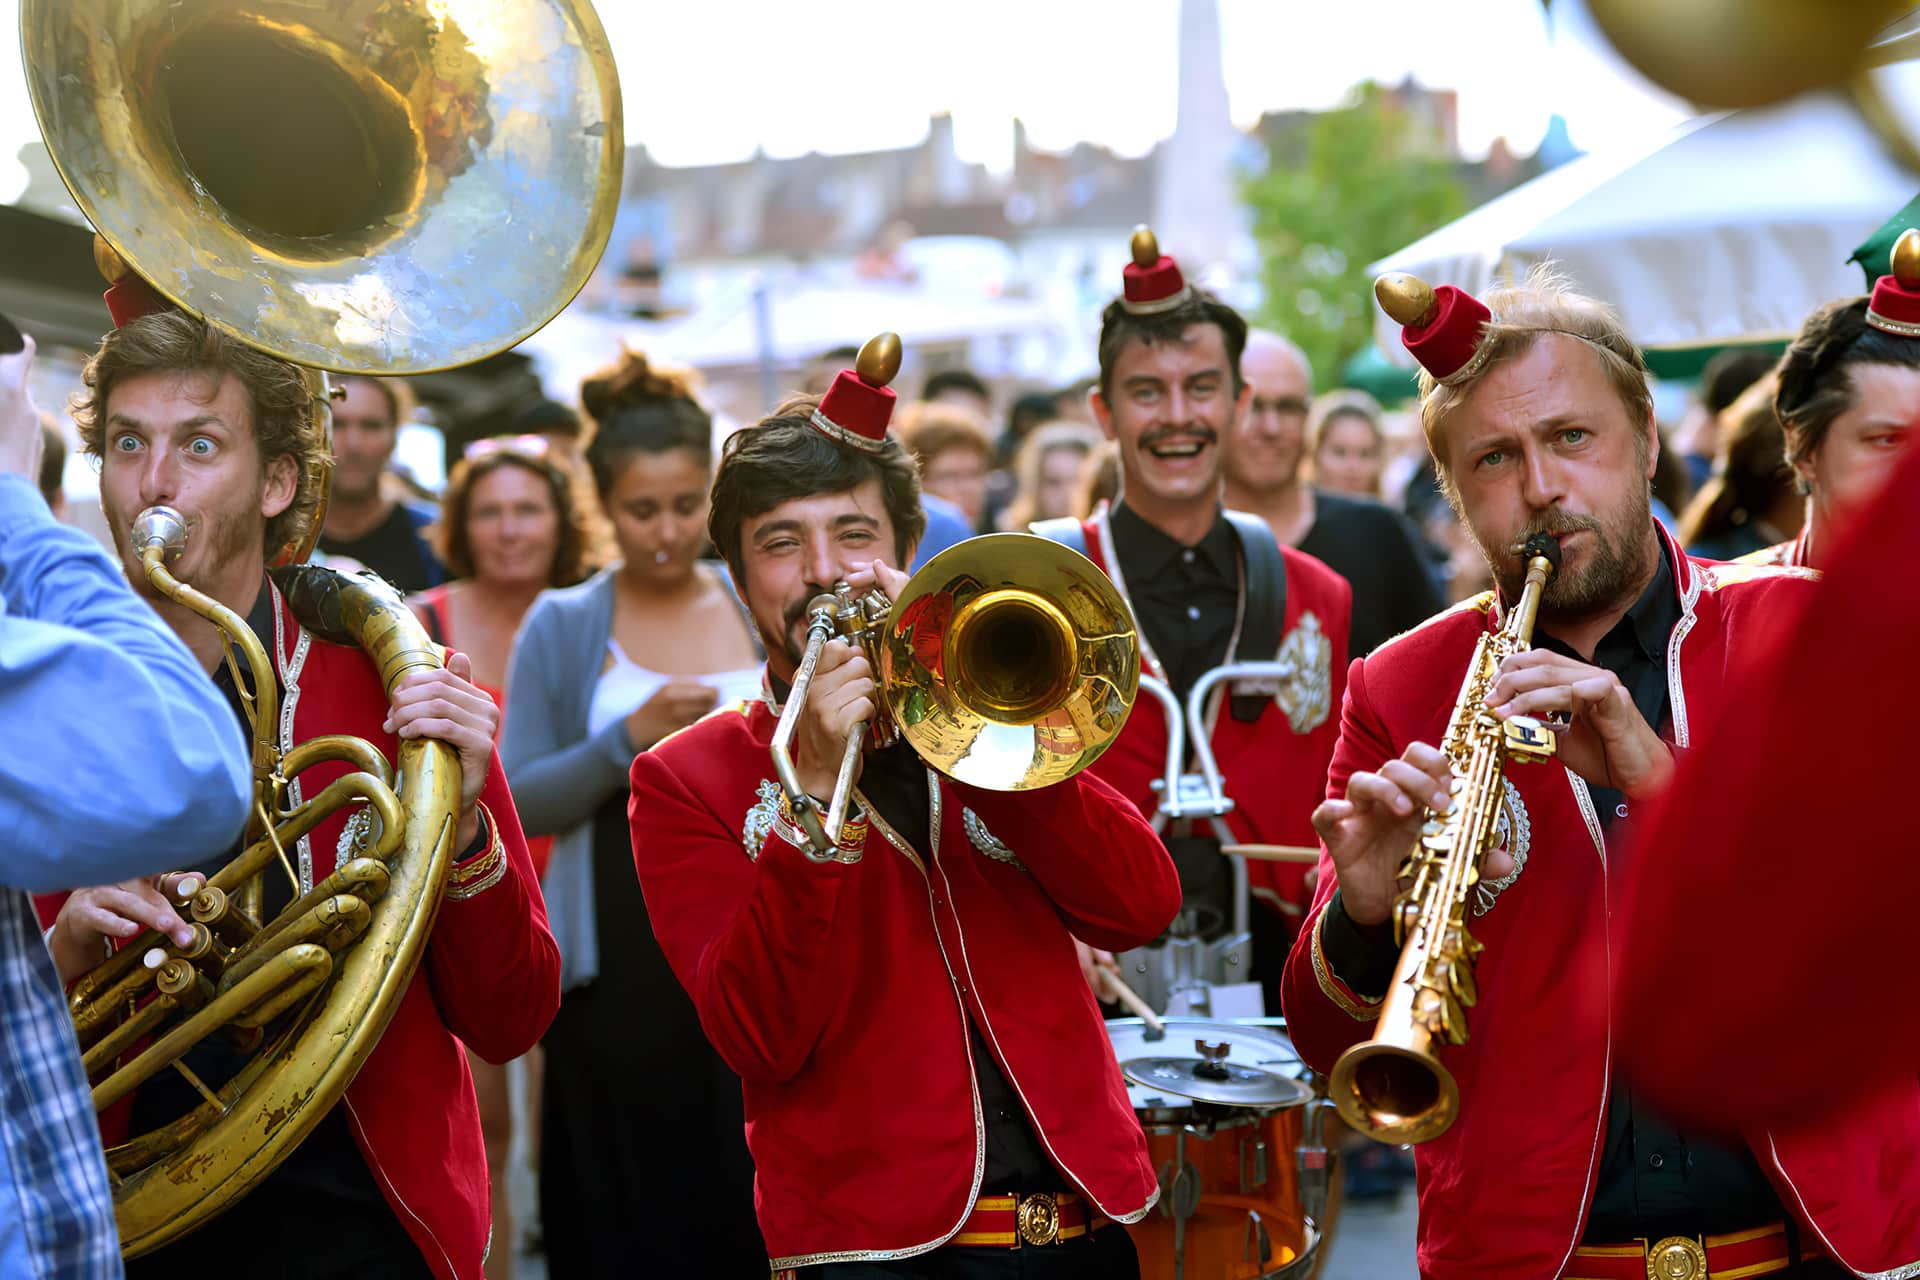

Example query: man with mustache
[1033,228,1352,1009]
[625,341,1181,1278]
[42,291,558,1280]
[1279,269,1911,1278]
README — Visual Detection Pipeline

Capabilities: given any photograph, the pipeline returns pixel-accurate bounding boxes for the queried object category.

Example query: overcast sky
[0,0,1689,200]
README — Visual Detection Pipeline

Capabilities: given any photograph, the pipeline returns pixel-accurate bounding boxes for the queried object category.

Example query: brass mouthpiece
[132,505,189,562]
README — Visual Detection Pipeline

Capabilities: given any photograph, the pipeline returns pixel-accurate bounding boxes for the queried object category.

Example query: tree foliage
[1243,82,1470,389]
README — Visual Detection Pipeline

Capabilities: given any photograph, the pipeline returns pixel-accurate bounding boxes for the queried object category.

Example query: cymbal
[1119,1055,1313,1110]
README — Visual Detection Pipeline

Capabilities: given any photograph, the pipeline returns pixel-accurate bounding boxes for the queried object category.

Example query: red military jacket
[628,689,1180,1270]
[1280,526,1920,1279]
[260,582,561,1279]
[1617,442,1920,1210]
[1069,504,1352,927]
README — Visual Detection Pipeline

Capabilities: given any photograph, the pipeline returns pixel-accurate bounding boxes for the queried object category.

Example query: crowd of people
[1,210,1916,1280]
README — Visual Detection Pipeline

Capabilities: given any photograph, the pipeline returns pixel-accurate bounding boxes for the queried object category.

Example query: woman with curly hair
[408,437,600,1280]
[1765,288,1920,568]
[501,350,765,1277]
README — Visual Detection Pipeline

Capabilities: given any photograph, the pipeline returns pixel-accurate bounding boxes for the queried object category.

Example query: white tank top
[587,638,764,738]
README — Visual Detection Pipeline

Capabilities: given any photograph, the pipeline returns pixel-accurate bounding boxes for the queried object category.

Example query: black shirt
[317,503,443,595]
[1106,500,1239,706]
[1321,549,1786,1239]
[128,580,427,1280]
[774,682,1061,1193]
[1296,490,1446,659]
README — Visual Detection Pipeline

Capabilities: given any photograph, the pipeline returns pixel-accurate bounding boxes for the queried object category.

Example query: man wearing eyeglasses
[1223,330,1443,657]
[316,376,445,593]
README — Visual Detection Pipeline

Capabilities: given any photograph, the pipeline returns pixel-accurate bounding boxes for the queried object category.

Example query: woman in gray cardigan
[501,352,763,1276]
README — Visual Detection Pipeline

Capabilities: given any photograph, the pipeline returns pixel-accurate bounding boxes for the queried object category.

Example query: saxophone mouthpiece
[1514,532,1563,572]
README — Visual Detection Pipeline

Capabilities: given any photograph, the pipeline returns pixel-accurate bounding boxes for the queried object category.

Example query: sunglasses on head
[463,433,554,462]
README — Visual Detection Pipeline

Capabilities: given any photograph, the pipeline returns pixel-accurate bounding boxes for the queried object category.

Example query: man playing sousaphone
[627,337,1181,1278]
[1277,268,1919,1278]
[44,286,559,1280]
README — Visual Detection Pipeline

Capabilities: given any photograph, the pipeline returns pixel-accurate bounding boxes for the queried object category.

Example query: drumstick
[1097,968,1165,1040]
[1221,842,1322,864]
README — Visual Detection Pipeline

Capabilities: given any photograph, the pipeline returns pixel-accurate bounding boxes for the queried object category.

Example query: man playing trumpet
[627,337,1180,1278]
[1278,269,1913,1278]
[44,293,559,1280]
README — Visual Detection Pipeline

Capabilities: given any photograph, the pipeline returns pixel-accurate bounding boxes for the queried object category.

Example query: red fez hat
[1867,228,1920,337]
[810,332,903,454]
[95,236,171,328]
[1121,225,1191,315]
[1375,273,1494,382]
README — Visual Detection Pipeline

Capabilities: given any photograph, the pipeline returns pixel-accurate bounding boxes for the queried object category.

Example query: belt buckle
[1646,1235,1707,1280]
[1016,1192,1061,1246]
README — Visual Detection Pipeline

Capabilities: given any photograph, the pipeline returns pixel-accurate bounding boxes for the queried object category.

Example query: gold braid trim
[1311,908,1384,1022]
[445,802,508,901]
[772,791,868,865]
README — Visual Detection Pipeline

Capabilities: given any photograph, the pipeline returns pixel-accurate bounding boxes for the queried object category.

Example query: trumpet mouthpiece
[131,506,189,561]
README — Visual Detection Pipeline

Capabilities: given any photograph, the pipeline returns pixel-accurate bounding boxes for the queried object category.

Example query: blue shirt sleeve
[0,476,250,892]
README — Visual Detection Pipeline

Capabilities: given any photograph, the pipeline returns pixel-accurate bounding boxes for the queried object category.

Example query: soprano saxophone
[1326,532,1562,1144]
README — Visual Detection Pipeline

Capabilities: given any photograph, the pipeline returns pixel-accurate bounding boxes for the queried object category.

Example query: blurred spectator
[1671,347,1779,493]
[1225,332,1443,655]
[410,437,600,1280]
[1075,438,1121,517]
[803,345,861,398]
[1306,389,1387,498]
[36,415,63,519]
[501,349,766,1277]
[921,368,992,421]
[896,400,995,530]
[1003,392,1060,463]
[317,375,445,592]
[511,398,591,468]
[1676,373,1801,561]
[1000,421,1101,531]
[1053,374,1098,426]
[1650,428,1689,532]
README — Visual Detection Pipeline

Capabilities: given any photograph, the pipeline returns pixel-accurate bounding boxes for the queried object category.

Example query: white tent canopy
[1371,92,1920,360]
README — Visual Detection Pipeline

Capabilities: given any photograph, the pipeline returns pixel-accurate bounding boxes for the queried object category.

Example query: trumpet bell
[21,0,622,373]
[877,534,1139,792]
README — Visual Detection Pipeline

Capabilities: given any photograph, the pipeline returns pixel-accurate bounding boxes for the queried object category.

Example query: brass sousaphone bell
[21,0,622,1254]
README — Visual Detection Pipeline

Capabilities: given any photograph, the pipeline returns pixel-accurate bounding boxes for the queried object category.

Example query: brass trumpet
[771,534,1140,859]
[1326,533,1562,1145]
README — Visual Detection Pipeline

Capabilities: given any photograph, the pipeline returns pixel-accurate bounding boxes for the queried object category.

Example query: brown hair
[1309,389,1385,456]
[708,396,927,577]
[1002,420,1100,530]
[1774,296,1920,483]
[893,401,994,469]
[73,310,328,558]
[427,449,603,586]
[1417,267,1653,488]
[1075,439,1121,519]
[1096,287,1249,398]
[579,348,711,495]
[36,413,65,509]
[1676,371,1793,547]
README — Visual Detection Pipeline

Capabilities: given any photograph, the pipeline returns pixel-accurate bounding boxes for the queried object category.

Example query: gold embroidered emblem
[962,808,1025,871]
[1472,778,1530,916]
[741,780,780,862]
[1274,611,1332,734]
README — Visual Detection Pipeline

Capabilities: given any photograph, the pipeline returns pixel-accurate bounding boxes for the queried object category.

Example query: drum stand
[1120,666,1337,1279]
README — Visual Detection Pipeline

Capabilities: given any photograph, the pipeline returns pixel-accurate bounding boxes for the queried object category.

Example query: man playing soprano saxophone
[1278,270,1920,1278]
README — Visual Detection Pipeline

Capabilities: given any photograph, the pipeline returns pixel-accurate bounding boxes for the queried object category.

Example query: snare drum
[1108,1018,1332,1280]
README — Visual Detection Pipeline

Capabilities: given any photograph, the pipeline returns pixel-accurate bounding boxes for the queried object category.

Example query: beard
[105,485,266,600]
[756,593,817,668]
[1477,483,1656,620]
